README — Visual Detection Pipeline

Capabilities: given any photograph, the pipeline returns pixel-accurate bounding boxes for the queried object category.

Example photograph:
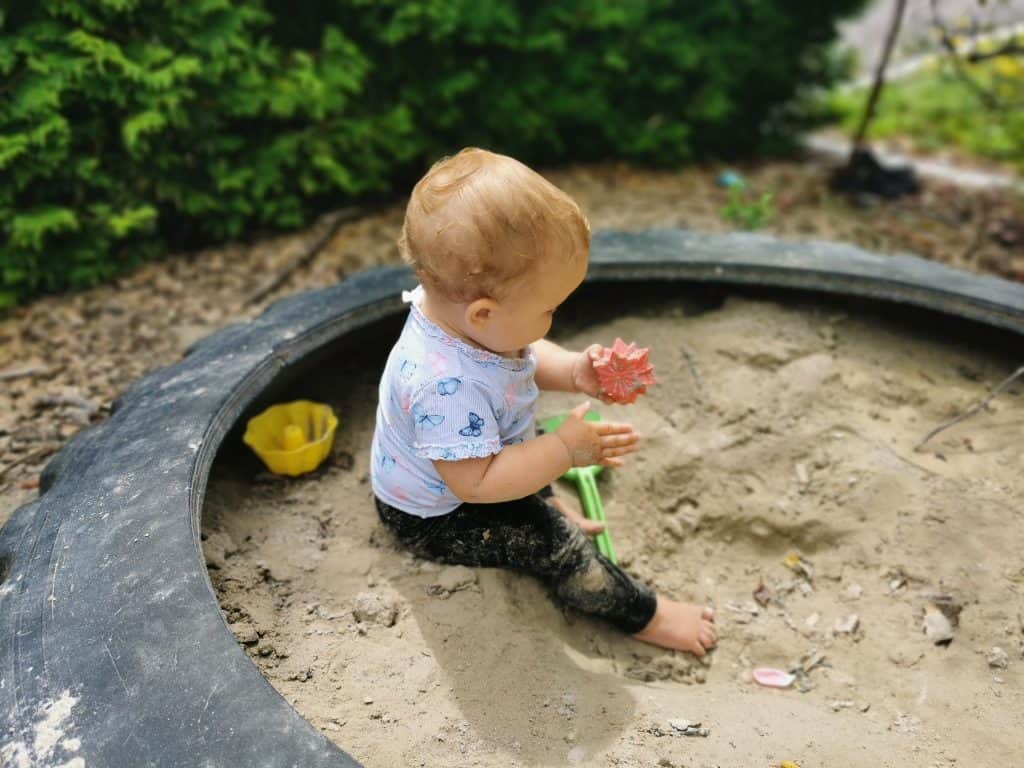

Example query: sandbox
[3,230,1022,767]
[205,285,1023,767]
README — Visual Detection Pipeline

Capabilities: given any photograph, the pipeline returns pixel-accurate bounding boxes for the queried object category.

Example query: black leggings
[375,489,657,634]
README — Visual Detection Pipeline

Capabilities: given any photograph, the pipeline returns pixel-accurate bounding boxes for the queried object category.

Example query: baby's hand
[572,344,615,404]
[554,401,639,468]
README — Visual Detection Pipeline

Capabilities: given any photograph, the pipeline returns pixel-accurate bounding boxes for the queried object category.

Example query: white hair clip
[401,284,424,305]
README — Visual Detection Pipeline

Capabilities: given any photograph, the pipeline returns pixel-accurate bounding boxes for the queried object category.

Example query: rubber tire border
[2,229,1022,767]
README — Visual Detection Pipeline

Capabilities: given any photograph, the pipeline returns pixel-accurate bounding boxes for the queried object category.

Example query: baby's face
[475,252,587,356]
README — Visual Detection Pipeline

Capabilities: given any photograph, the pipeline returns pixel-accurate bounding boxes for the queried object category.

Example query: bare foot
[633,596,716,656]
[547,495,606,536]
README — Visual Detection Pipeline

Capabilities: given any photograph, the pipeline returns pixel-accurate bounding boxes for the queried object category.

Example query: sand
[203,290,1024,768]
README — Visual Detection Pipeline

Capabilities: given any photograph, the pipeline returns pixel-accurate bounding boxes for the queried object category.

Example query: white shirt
[371,286,538,517]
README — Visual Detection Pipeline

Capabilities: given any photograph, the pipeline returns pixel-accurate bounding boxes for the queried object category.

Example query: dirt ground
[204,290,1023,768]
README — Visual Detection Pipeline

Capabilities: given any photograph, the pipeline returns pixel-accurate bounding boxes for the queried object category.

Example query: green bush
[1,0,865,307]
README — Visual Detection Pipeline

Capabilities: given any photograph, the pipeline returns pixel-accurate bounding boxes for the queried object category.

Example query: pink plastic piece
[593,338,656,405]
[752,668,795,689]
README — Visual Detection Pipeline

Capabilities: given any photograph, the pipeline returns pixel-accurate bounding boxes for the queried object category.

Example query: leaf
[106,205,157,237]
[0,133,28,170]
[10,207,79,249]
[2,267,28,283]
[122,110,166,151]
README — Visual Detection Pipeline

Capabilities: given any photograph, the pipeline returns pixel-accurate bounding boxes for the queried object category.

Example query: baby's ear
[465,297,497,329]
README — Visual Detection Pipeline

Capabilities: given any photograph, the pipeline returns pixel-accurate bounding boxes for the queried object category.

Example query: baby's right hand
[554,401,640,468]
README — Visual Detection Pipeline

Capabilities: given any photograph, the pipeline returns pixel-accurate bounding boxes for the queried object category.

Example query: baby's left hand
[572,344,615,404]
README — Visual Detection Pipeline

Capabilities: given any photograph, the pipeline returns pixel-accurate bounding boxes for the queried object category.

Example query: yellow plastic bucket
[242,400,338,477]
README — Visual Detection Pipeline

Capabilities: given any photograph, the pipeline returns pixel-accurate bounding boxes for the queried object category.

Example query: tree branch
[966,40,1024,63]
[852,0,909,149]
[929,0,1018,110]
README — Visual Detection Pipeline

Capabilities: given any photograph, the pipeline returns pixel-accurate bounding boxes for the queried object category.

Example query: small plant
[720,186,775,230]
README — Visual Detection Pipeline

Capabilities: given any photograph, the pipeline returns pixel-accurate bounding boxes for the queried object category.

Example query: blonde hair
[398,147,590,302]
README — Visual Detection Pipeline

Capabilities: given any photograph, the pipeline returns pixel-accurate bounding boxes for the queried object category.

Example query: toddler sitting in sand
[371,148,716,655]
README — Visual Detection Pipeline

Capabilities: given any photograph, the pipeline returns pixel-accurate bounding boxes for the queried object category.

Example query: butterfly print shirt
[371,286,539,517]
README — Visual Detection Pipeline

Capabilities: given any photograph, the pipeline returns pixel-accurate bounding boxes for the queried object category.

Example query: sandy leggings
[374,487,657,634]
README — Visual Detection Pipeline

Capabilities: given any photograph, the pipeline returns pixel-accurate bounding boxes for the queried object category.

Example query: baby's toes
[701,606,715,621]
[685,637,707,657]
[699,621,717,647]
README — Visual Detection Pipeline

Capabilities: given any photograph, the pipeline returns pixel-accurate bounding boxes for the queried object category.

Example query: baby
[371,148,716,655]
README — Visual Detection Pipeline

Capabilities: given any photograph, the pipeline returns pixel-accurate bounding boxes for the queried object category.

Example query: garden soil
[204,292,1024,768]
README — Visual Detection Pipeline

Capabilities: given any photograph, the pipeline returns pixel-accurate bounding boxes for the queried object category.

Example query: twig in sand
[243,207,362,306]
[33,393,99,415]
[915,364,1024,452]
[0,364,57,383]
[680,345,702,391]
[879,441,939,477]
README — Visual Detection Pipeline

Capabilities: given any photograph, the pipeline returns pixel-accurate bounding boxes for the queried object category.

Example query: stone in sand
[833,614,859,635]
[922,604,954,646]
[352,591,398,627]
[232,622,260,645]
[987,646,1009,669]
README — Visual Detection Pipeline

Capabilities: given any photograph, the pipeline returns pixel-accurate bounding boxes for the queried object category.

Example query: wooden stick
[915,364,1024,452]
[243,207,362,306]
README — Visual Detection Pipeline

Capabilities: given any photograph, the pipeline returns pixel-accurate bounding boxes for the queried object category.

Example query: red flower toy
[593,338,656,405]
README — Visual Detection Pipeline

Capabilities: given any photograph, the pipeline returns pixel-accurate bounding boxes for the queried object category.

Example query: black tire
[1,229,1021,767]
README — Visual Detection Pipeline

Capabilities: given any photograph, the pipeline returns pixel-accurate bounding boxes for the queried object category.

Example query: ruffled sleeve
[409,376,503,461]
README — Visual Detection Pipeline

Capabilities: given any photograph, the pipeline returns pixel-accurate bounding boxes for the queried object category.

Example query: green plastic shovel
[540,411,617,564]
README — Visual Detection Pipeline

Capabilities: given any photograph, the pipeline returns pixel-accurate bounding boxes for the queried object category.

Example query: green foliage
[1,0,865,307]
[720,186,774,230]
[825,54,1024,171]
